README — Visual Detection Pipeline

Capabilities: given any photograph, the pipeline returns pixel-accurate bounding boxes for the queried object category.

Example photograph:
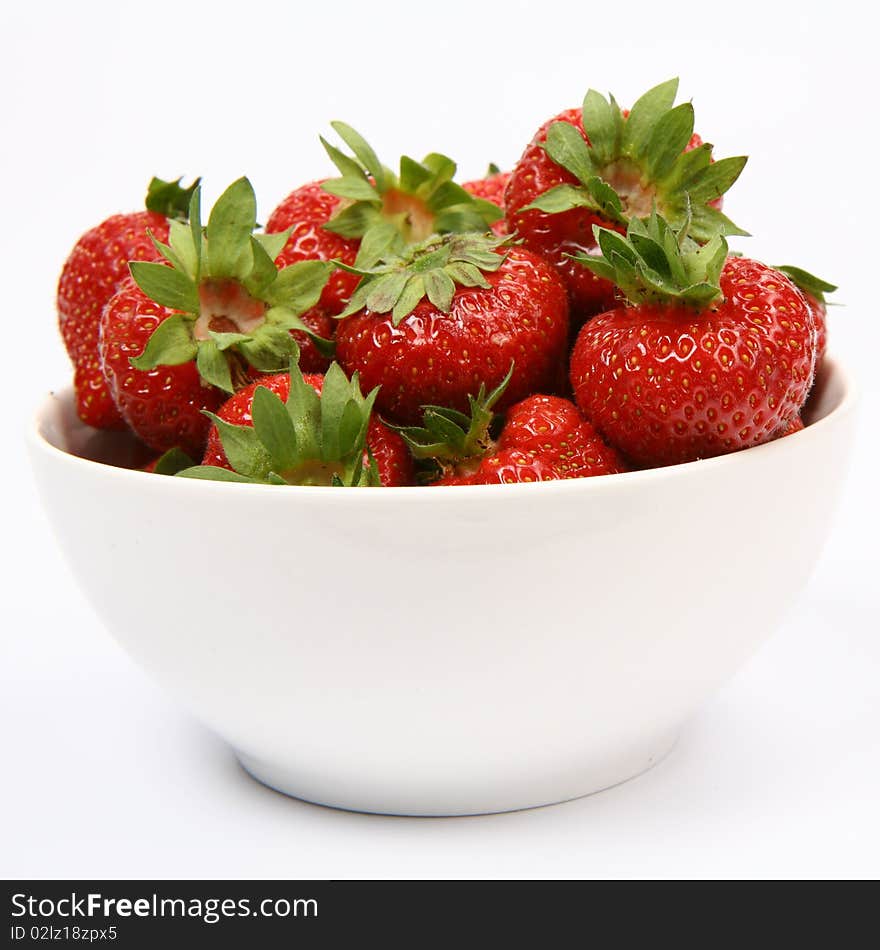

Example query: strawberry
[505,79,747,319]
[57,177,198,429]
[333,232,570,424]
[99,178,333,455]
[776,266,837,366]
[266,178,361,368]
[775,415,805,438]
[569,212,817,467]
[187,358,413,487]
[100,276,227,456]
[462,165,510,235]
[397,370,625,485]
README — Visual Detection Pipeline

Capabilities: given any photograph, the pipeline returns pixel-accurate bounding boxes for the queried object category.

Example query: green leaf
[337,397,367,459]
[432,203,498,233]
[129,261,199,313]
[267,260,333,313]
[421,408,469,452]
[366,271,410,313]
[445,261,491,288]
[251,385,298,470]
[542,121,595,184]
[585,177,625,223]
[426,180,473,211]
[176,466,256,483]
[323,201,382,239]
[354,221,404,269]
[775,265,838,302]
[688,204,750,241]
[392,276,425,323]
[595,226,637,265]
[189,187,202,275]
[130,315,197,369]
[286,361,323,460]
[336,281,372,319]
[167,219,199,279]
[322,176,382,203]
[147,235,189,278]
[150,447,195,476]
[462,196,504,225]
[204,412,271,478]
[244,237,280,298]
[423,269,456,312]
[208,330,251,351]
[684,155,748,202]
[399,155,433,193]
[521,183,593,215]
[263,308,335,358]
[644,102,695,181]
[420,152,458,185]
[196,339,234,393]
[622,78,679,158]
[320,136,370,181]
[253,229,291,263]
[330,121,386,191]
[580,89,623,167]
[206,177,258,279]
[630,231,670,278]
[318,363,353,461]
[236,324,296,371]
[144,176,200,219]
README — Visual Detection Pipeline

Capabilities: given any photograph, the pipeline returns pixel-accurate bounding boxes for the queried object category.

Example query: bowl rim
[29,355,858,502]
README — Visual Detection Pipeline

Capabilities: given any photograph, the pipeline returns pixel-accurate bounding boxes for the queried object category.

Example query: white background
[2,0,878,879]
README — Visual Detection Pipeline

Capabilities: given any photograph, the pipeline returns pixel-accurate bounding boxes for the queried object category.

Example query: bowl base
[236,731,678,817]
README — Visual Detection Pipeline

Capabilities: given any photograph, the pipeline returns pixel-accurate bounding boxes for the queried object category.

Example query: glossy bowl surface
[28,359,857,815]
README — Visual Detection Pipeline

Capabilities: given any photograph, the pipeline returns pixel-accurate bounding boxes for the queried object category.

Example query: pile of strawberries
[57,79,835,487]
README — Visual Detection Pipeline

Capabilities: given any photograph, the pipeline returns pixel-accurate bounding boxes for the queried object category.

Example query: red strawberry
[266,178,361,347]
[193,362,413,487]
[774,415,805,438]
[100,178,334,456]
[334,233,570,425]
[505,79,747,319]
[396,372,624,485]
[100,276,226,456]
[462,166,510,235]
[776,266,836,366]
[57,177,198,429]
[569,213,817,467]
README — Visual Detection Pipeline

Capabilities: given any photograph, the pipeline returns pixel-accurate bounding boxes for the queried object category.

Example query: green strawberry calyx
[149,447,196,475]
[144,176,201,219]
[129,177,334,394]
[391,365,513,481]
[177,352,382,487]
[522,78,748,242]
[572,207,728,308]
[775,266,837,305]
[335,231,510,325]
[321,121,503,267]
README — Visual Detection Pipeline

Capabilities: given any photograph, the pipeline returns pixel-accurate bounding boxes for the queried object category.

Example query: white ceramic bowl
[28,359,856,816]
